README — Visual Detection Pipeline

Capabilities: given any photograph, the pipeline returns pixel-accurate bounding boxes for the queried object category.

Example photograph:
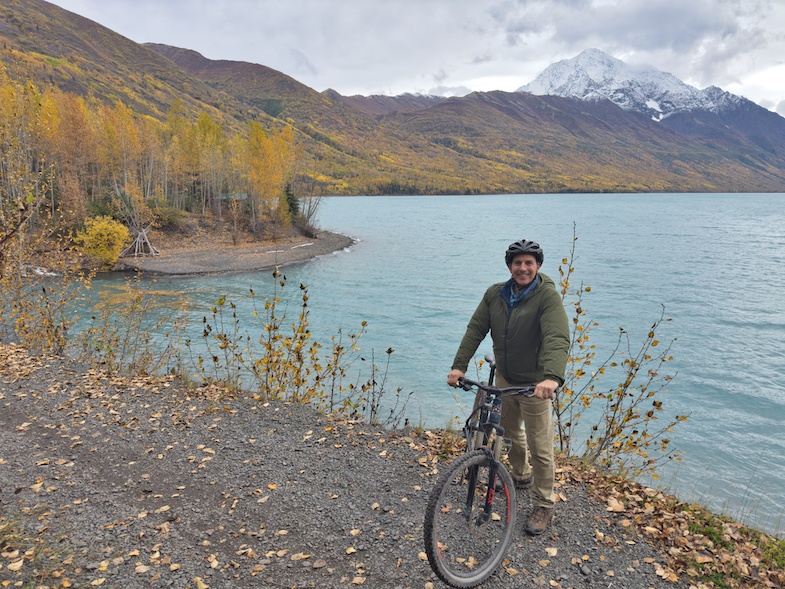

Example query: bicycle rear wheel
[424,449,517,588]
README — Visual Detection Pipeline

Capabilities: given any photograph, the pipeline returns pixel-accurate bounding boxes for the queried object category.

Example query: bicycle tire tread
[423,449,517,588]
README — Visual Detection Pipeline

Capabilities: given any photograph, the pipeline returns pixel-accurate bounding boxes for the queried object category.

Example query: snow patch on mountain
[518,48,746,120]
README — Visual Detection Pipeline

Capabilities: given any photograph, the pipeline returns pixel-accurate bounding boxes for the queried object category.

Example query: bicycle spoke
[424,450,516,588]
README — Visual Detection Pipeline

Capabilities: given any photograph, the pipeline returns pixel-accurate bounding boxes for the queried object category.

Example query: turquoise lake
[94,192,785,536]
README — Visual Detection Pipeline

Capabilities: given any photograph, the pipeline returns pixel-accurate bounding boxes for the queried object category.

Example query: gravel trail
[1,343,691,589]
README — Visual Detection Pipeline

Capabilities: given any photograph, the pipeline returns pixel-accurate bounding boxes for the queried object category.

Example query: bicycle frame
[465,353,498,452]
[458,370,536,519]
[463,391,505,453]
[462,393,507,524]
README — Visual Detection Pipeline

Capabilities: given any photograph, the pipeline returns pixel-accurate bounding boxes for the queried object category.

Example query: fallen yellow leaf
[643,526,660,535]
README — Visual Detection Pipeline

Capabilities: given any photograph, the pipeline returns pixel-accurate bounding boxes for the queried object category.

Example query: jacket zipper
[503,295,515,380]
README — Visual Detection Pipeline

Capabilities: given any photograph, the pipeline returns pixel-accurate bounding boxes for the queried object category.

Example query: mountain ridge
[518,48,751,121]
[149,42,785,194]
[2,1,785,195]
[0,0,268,126]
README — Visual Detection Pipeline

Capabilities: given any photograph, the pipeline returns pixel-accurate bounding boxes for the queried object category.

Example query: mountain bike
[424,356,535,587]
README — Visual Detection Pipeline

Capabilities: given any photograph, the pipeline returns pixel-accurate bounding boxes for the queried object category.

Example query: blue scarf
[501,275,538,308]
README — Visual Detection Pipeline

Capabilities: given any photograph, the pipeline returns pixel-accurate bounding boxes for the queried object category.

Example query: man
[447,239,570,535]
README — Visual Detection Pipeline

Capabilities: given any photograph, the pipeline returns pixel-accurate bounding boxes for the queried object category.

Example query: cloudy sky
[50,0,785,115]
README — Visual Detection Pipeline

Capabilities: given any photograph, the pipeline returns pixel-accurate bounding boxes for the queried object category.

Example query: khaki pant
[496,373,555,509]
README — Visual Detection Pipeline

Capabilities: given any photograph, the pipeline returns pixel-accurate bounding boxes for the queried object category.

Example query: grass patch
[0,507,80,587]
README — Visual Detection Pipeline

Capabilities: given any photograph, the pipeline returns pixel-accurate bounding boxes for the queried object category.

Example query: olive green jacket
[452,273,570,386]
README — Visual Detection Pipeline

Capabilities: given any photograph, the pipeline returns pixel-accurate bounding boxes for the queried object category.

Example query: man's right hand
[447,369,465,387]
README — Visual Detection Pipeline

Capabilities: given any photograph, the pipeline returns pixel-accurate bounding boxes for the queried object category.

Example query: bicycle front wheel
[424,449,517,588]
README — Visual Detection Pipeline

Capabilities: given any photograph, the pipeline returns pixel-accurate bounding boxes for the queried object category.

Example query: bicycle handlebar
[457,377,536,398]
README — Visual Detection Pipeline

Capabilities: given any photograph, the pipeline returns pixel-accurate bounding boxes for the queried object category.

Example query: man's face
[508,253,541,289]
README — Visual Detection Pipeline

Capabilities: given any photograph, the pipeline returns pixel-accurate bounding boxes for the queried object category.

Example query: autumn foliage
[0,70,302,277]
[551,229,687,479]
[74,215,130,268]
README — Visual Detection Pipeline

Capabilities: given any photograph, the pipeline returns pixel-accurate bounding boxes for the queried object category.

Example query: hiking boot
[525,506,552,535]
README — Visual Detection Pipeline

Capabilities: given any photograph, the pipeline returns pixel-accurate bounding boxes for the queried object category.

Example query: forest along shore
[3,343,783,588]
[116,230,355,276]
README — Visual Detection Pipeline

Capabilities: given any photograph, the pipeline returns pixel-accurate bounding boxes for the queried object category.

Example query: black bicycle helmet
[505,239,544,265]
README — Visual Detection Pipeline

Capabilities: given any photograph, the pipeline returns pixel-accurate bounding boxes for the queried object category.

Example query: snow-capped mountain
[518,48,746,121]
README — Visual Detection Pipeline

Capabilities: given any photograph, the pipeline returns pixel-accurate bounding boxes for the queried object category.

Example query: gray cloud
[432,68,450,84]
[287,48,318,78]
[495,0,769,81]
[49,0,785,112]
[427,85,473,97]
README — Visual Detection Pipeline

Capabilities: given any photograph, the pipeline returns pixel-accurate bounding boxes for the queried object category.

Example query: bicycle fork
[476,464,499,526]
[463,398,507,526]
[466,442,506,528]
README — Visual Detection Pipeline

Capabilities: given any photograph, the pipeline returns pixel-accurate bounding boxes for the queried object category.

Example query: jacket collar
[500,275,539,306]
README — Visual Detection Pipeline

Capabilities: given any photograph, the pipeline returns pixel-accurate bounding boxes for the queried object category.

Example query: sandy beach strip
[117,231,355,276]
